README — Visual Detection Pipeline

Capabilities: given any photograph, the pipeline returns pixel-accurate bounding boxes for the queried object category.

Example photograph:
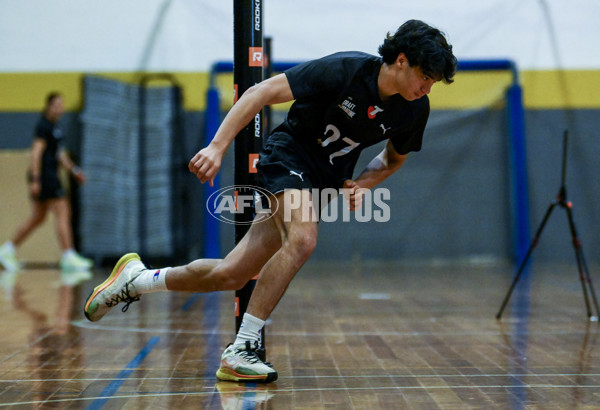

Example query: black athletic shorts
[257,132,345,196]
[27,171,65,201]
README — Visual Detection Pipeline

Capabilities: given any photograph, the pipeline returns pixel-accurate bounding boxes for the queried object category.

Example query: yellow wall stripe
[0,69,599,112]
[429,69,600,109]
[521,70,600,109]
[0,72,211,112]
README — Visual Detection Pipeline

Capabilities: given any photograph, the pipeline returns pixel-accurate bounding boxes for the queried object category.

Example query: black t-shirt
[274,51,429,180]
[34,116,63,179]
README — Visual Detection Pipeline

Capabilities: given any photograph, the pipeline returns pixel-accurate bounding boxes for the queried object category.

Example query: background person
[0,92,92,271]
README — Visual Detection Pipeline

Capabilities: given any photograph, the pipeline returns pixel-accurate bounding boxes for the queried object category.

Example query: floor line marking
[3,372,600,384]
[85,336,160,410]
[71,321,597,338]
[180,293,201,311]
[3,384,600,407]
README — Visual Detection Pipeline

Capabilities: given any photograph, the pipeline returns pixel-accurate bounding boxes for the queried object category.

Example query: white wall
[1,0,598,72]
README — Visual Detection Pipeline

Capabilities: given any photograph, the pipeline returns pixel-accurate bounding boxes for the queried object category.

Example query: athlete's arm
[354,140,407,189]
[29,138,46,197]
[58,149,87,184]
[344,140,407,211]
[189,73,294,186]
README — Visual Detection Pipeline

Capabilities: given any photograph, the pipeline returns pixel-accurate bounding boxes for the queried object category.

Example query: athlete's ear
[396,53,407,68]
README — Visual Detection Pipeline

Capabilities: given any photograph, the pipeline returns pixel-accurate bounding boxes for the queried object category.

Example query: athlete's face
[393,54,437,101]
[46,96,64,122]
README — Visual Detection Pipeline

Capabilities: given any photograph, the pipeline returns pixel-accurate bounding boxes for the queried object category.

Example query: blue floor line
[202,292,223,378]
[181,293,201,311]
[86,336,161,410]
[87,292,221,409]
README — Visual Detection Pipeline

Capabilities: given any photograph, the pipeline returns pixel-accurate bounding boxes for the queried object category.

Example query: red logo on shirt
[368,105,384,119]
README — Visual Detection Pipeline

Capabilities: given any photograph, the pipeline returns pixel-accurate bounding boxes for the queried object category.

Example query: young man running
[84,20,457,383]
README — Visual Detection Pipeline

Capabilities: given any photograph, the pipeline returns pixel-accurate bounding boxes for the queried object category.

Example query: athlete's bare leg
[165,189,317,319]
[165,212,283,292]
[246,189,317,320]
[49,198,74,251]
[11,199,49,246]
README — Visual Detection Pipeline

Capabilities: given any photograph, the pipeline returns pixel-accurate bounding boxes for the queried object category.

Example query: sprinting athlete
[84,19,457,383]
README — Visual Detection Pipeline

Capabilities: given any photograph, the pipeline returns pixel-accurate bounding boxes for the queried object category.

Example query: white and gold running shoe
[216,341,278,383]
[83,253,144,322]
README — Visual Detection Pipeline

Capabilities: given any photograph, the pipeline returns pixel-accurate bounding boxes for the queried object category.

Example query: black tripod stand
[496,130,600,321]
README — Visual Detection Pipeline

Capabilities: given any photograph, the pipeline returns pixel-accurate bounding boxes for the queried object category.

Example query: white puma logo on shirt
[289,170,304,181]
[380,124,391,135]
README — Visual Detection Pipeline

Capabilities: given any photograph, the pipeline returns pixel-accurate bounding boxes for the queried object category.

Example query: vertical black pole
[263,37,273,137]
[233,0,265,351]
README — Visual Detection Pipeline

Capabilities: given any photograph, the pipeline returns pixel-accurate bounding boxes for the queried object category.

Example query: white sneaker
[216,341,278,383]
[0,243,20,271]
[60,251,93,270]
[83,253,144,322]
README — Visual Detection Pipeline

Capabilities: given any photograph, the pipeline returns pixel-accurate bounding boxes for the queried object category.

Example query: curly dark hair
[378,20,457,84]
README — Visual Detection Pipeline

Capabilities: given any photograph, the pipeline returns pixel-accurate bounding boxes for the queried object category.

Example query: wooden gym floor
[1,261,599,409]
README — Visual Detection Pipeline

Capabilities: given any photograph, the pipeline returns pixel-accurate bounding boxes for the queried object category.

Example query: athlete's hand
[71,167,87,185]
[343,179,366,211]
[29,181,41,198]
[188,145,222,186]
